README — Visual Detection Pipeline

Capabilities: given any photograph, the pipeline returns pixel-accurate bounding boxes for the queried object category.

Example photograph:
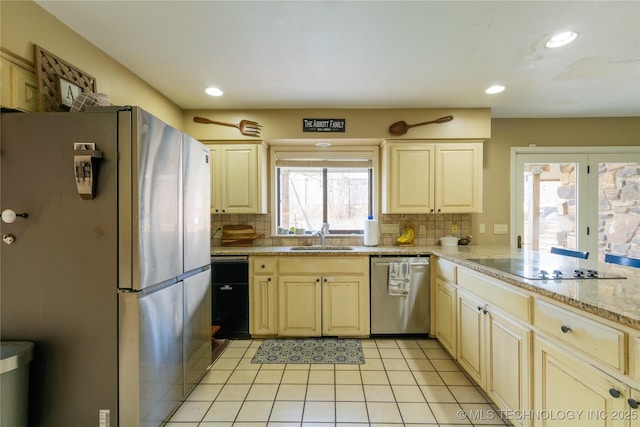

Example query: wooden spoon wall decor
[388,115,454,136]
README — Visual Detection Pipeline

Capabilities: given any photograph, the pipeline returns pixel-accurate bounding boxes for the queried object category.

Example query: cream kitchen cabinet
[276,256,369,337]
[381,141,483,214]
[456,267,532,427]
[1,53,38,112]
[206,142,267,214]
[534,335,631,427]
[249,257,278,336]
[433,257,458,356]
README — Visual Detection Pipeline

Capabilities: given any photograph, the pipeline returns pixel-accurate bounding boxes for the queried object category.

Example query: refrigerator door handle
[73,143,103,200]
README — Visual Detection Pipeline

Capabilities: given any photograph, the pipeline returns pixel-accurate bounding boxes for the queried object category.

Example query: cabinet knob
[316,278,320,282]
[261,264,266,268]
[477,306,483,312]
[609,388,621,398]
[267,277,271,282]
[430,209,434,213]
[628,398,639,409]
[560,325,572,333]
[437,208,441,213]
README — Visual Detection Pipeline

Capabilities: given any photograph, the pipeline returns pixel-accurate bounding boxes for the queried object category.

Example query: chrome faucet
[314,223,330,246]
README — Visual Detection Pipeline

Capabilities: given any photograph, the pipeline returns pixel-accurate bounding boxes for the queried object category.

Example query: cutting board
[221,225,264,246]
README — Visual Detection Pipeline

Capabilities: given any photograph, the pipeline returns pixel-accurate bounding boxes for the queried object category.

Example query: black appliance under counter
[211,256,250,339]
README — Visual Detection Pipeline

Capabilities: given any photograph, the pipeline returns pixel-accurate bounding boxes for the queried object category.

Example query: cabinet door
[435,278,457,355]
[208,146,222,213]
[486,309,531,427]
[0,56,38,112]
[278,276,321,337]
[220,145,257,213]
[384,143,435,213]
[457,289,485,386]
[251,275,277,335]
[322,276,367,336]
[630,388,640,427]
[435,143,483,213]
[534,336,628,427]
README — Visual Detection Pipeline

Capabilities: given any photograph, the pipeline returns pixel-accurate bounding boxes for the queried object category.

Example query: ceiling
[36,1,640,118]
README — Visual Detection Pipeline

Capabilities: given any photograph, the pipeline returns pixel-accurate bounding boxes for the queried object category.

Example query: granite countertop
[211,245,640,330]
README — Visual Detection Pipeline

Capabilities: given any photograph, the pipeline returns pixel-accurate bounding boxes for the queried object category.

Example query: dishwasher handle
[372,261,429,267]
[211,256,249,263]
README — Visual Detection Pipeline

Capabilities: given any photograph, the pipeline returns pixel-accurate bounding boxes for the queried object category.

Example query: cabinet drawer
[534,299,625,372]
[436,259,457,283]
[253,257,276,274]
[278,257,368,275]
[458,268,531,323]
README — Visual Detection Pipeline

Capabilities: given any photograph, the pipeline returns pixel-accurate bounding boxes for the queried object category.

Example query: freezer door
[183,269,212,396]
[120,108,184,290]
[119,282,184,426]
[183,134,211,272]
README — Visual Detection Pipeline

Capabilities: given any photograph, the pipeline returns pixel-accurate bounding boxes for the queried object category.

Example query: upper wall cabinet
[381,141,483,214]
[0,53,38,112]
[206,142,268,214]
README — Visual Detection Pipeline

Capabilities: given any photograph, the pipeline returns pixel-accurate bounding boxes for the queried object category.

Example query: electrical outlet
[419,225,426,235]
[494,224,508,235]
[451,224,458,234]
[479,224,486,234]
[382,224,399,234]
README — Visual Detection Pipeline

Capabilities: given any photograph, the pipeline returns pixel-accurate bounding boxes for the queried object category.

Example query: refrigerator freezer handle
[73,143,103,200]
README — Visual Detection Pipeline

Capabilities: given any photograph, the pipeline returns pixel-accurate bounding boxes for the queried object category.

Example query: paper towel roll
[364,217,379,246]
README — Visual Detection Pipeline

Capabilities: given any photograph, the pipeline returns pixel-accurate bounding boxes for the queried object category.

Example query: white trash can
[1,341,34,427]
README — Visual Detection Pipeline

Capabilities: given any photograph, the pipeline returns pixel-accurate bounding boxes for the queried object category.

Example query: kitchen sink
[289,245,353,251]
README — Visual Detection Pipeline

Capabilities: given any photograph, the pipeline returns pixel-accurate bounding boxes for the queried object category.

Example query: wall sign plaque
[58,78,83,108]
[303,118,346,132]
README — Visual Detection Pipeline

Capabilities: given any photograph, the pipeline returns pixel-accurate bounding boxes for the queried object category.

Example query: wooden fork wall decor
[193,116,262,137]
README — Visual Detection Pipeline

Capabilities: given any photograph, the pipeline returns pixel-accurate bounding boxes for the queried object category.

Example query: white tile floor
[165,338,511,426]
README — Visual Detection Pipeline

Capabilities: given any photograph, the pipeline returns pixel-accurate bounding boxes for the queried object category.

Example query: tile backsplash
[212,213,471,247]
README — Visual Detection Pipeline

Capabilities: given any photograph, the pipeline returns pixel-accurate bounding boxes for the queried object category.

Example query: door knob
[1,209,28,224]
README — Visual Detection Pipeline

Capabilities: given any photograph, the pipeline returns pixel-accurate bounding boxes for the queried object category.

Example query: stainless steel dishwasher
[370,255,430,335]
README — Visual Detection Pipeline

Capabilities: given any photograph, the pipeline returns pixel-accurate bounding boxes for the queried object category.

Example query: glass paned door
[589,156,640,261]
[513,154,588,253]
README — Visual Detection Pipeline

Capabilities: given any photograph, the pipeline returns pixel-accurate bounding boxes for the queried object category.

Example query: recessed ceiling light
[205,87,223,96]
[485,85,506,95]
[315,141,332,147]
[545,31,578,48]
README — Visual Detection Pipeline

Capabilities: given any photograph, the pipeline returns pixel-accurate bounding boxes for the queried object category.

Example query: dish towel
[388,262,411,296]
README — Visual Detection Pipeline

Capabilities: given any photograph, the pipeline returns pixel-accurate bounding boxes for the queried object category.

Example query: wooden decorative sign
[303,118,346,132]
[35,46,96,112]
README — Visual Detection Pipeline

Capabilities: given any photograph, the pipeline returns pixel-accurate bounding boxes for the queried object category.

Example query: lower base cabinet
[250,256,370,338]
[435,277,457,355]
[534,335,630,427]
[457,288,531,427]
[278,276,322,336]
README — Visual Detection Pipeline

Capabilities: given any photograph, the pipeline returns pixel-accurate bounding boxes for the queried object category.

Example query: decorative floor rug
[251,338,365,364]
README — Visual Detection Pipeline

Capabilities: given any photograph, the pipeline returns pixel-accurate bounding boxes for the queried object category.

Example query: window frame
[270,145,379,236]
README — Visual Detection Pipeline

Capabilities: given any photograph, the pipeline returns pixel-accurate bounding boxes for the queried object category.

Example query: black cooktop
[468,253,626,280]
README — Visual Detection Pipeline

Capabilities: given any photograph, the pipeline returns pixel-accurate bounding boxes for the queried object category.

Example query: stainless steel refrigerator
[0,106,212,426]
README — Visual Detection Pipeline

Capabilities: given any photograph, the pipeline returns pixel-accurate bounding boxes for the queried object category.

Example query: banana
[396,227,414,244]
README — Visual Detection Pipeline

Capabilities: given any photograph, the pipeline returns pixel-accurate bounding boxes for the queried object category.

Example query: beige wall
[0,0,183,127]
[476,117,640,246]
[4,1,639,248]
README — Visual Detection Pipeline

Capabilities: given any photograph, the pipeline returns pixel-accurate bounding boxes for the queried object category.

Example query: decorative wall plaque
[35,46,96,112]
[303,118,346,132]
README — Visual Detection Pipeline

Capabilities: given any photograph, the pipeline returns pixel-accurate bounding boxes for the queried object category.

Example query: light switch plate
[494,224,508,235]
[479,224,486,234]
